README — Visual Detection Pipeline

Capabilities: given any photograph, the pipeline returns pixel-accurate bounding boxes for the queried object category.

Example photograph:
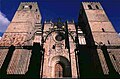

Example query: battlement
[82,2,103,10]
[21,2,37,4]
[18,2,39,11]
[82,2,100,3]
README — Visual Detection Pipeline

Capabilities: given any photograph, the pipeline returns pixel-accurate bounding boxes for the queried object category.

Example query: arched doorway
[55,62,63,77]
[51,56,72,78]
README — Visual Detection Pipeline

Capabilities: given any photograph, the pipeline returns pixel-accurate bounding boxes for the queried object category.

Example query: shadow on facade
[25,43,43,78]
[0,43,43,78]
[77,45,104,78]
[101,45,120,78]
[0,45,15,78]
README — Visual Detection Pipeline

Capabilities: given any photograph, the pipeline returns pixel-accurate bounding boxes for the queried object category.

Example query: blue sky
[0,0,120,34]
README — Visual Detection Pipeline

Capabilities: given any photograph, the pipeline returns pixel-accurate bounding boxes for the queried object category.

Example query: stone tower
[0,2,42,77]
[79,2,120,77]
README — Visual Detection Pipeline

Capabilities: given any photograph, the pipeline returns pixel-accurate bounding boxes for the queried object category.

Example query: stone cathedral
[0,2,120,78]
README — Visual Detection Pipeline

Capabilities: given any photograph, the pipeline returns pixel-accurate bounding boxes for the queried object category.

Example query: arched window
[96,5,99,9]
[88,5,92,9]
[22,6,24,9]
[55,63,63,77]
[29,5,32,9]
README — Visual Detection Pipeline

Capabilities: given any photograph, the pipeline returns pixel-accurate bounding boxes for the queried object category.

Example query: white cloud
[118,33,120,38]
[0,11,10,32]
[0,36,1,40]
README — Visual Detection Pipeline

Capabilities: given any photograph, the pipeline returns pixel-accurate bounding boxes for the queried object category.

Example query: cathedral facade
[0,2,120,78]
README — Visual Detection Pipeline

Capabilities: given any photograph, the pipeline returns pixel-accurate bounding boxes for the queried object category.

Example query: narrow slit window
[102,28,105,32]
[88,5,92,9]
[36,9,38,12]
[112,55,116,60]
[107,40,110,44]
[96,5,99,9]
[52,45,55,49]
